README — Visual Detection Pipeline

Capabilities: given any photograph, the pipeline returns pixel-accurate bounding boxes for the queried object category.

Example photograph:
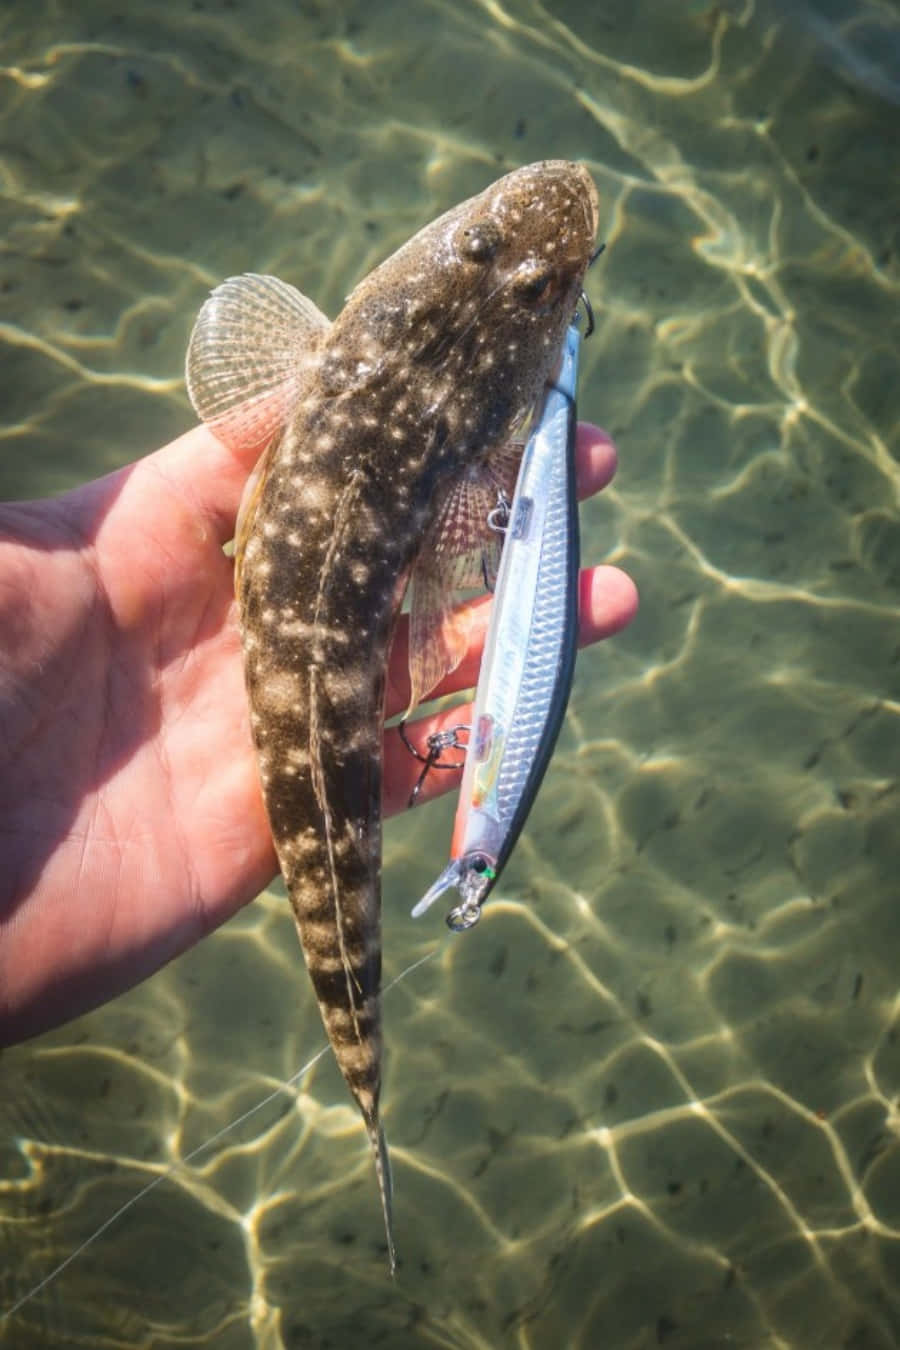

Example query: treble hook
[578,241,605,338]
[486,489,511,533]
[398,720,468,807]
[578,290,595,337]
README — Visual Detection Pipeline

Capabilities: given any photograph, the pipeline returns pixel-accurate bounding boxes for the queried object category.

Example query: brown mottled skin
[200,161,598,1262]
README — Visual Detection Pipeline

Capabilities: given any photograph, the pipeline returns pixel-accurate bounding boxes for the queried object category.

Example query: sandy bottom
[2,0,900,1346]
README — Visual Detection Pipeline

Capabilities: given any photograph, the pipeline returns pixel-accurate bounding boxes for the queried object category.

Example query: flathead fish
[185,160,599,1271]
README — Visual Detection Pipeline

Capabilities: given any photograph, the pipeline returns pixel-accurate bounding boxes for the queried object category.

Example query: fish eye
[514,264,556,304]
[457,220,502,263]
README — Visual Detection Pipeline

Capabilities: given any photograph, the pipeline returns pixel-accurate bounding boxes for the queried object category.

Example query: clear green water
[2,1,900,1346]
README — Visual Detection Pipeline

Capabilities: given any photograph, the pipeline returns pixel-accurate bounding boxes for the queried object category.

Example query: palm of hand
[0,432,275,1039]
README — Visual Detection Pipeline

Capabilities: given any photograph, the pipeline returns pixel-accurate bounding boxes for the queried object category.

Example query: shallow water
[2,0,900,1346]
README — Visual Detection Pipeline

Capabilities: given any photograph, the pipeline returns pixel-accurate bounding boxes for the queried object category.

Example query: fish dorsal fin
[185,273,330,452]
[406,441,523,715]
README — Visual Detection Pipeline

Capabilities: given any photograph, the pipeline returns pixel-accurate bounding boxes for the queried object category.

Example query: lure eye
[469,855,496,882]
[514,264,556,304]
[458,220,502,263]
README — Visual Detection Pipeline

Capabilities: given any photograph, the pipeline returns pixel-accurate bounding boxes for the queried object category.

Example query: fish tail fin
[366,1115,396,1277]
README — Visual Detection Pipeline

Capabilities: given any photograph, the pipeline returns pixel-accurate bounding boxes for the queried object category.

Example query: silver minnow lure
[413,319,583,931]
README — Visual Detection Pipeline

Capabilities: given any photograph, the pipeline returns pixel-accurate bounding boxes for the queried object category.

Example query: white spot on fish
[259,669,302,713]
[278,618,318,639]
[290,827,320,857]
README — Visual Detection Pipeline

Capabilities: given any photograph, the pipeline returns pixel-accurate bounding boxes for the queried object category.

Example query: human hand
[0,424,637,1044]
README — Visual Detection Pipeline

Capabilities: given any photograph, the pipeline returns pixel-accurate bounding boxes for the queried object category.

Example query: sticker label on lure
[473,713,495,761]
[473,717,506,815]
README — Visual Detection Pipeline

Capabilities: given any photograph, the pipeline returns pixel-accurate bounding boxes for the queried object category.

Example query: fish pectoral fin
[186,272,330,452]
[406,564,472,719]
[405,442,524,715]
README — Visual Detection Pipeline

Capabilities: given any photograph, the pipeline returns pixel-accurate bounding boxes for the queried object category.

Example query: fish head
[329,159,600,454]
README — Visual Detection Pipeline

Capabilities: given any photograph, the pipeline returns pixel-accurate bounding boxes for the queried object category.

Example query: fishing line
[2,946,436,1321]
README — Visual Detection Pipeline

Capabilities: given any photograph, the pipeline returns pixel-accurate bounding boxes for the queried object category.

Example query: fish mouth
[579,164,601,237]
[566,161,600,238]
[524,158,600,241]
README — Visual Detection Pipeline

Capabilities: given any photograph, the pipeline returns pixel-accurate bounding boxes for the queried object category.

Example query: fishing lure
[412,315,585,931]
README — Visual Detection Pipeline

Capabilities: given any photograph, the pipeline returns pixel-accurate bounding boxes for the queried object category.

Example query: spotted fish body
[186,160,599,1270]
